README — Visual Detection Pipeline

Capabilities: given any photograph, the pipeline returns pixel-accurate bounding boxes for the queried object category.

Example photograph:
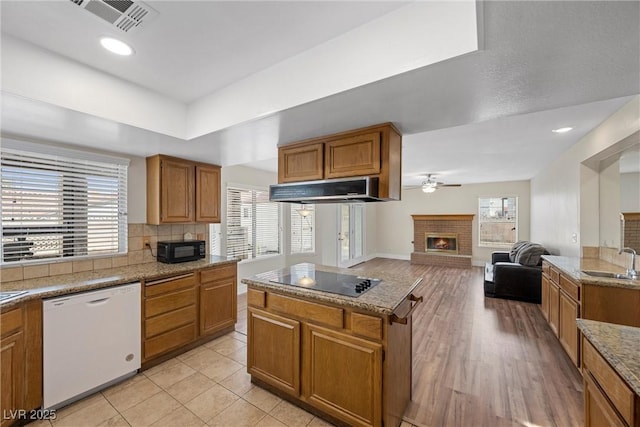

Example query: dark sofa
[484,241,549,304]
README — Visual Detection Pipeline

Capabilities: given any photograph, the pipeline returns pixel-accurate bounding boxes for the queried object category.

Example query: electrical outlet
[143,237,151,247]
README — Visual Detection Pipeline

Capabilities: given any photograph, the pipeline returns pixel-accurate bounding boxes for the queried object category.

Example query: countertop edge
[542,255,640,289]
[577,319,640,396]
[1,257,239,310]
[242,275,423,316]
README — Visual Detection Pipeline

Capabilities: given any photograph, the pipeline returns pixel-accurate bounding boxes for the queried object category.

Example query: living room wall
[531,96,640,256]
[374,180,531,266]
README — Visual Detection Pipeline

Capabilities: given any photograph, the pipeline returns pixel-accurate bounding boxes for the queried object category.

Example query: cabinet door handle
[390,294,423,325]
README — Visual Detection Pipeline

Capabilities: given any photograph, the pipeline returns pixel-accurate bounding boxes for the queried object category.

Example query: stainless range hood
[269,176,384,203]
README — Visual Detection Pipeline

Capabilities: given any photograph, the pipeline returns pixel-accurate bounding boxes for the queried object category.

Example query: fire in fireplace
[425,233,458,254]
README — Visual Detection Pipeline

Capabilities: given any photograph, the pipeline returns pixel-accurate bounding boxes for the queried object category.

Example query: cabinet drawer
[145,305,197,338]
[351,312,383,341]
[549,267,560,283]
[583,338,634,425]
[144,322,197,360]
[559,274,579,301]
[0,307,22,337]
[268,293,343,329]
[248,289,266,308]
[542,261,550,275]
[201,264,236,283]
[144,273,196,297]
[145,288,197,318]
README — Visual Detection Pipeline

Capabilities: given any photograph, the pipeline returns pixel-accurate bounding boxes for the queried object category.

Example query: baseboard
[373,253,411,260]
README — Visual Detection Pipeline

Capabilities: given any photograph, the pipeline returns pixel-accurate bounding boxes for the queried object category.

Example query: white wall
[621,172,640,212]
[374,180,531,265]
[531,96,640,256]
[599,160,621,248]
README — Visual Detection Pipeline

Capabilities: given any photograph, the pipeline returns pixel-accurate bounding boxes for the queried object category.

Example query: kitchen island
[242,263,423,427]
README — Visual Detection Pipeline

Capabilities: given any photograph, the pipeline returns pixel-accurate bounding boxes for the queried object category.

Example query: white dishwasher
[43,282,141,409]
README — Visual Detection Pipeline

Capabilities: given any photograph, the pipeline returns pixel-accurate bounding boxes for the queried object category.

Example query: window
[1,140,128,263]
[478,197,518,247]
[290,203,315,254]
[226,186,280,260]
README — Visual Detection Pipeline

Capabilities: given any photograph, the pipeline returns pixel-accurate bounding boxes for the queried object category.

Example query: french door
[337,204,366,267]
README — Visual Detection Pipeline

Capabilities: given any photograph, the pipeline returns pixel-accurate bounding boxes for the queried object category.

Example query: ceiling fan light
[296,207,312,217]
[422,184,436,193]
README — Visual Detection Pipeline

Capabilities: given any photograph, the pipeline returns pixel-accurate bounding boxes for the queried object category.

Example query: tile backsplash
[1,223,209,283]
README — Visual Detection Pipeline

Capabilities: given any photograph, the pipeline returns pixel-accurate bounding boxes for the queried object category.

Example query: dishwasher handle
[87,297,110,306]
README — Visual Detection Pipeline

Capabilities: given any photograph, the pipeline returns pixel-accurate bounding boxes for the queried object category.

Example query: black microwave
[157,240,206,263]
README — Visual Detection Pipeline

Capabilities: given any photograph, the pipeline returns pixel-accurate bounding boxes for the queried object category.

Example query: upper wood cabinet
[146,154,221,224]
[277,123,402,200]
[278,143,324,183]
[325,132,381,179]
[195,164,221,223]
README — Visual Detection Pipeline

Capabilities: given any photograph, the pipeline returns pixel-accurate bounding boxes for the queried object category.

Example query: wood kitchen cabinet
[247,287,414,427]
[541,272,550,321]
[324,131,381,179]
[195,163,221,223]
[146,154,221,224]
[247,308,301,396]
[142,262,239,368]
[1,307,24,427]
[582,336,639,427]
[305,324,383,426]
[142,273,198,362]
[541,261,581,368]
[1,300,42,427]
[278,142,324,183]
[277,123,402,201]
[200,264,237,336]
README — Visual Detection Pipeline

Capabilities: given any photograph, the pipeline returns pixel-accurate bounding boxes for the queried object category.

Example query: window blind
[226,186,280,260]
[290,203,315,254]
[1,143,128,263]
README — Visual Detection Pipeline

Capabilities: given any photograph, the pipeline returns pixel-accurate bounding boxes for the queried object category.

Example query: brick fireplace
[411,214,474,268]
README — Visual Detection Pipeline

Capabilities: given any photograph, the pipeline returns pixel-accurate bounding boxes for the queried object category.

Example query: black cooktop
[268,263,381,297]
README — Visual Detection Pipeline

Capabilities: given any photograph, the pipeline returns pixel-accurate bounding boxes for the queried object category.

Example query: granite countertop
[0,256,238,309]
[241,262,423,316]
[577,319,640,396]
[542,255,640,290]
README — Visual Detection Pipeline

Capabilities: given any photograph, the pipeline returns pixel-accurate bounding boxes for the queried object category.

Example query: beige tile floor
[28,294,416,427]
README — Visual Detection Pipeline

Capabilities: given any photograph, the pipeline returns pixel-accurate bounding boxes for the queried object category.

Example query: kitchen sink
[581,270,634,280]
[0,290,28,302]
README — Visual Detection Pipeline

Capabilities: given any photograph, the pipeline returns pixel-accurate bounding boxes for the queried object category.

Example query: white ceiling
[1,0,639,187]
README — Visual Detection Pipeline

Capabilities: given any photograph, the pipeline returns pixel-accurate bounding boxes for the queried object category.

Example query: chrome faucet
[620,247,638,279]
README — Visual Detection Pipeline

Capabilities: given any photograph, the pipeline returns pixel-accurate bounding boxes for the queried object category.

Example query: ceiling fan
[411,174,462,193]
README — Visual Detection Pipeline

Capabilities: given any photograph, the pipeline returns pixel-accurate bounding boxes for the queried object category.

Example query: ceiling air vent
[70,0,158,33]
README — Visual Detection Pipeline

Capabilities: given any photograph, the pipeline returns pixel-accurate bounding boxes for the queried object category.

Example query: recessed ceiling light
[552,127,573,133]
[100,37,134,56]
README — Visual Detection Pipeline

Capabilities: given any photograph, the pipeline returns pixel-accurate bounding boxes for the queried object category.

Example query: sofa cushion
[509,241,529,262]
[515,243,546,266]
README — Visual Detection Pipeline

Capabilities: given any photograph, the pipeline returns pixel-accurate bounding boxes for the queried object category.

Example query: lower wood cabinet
[247,287,414,427]
[247,309,300,395]
[143,273,198,361]
[582,336,639,427]
[305,324,382,427]
[548,279,560,335]
[559,290,580,366]
[142,262,238,366]
[1,309,24,427]
[200,264,237,336]
[1,300,42,427]
[541,261,581,369]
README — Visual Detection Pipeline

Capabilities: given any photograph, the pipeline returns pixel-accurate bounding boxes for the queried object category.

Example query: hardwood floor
[350,258,584,427]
